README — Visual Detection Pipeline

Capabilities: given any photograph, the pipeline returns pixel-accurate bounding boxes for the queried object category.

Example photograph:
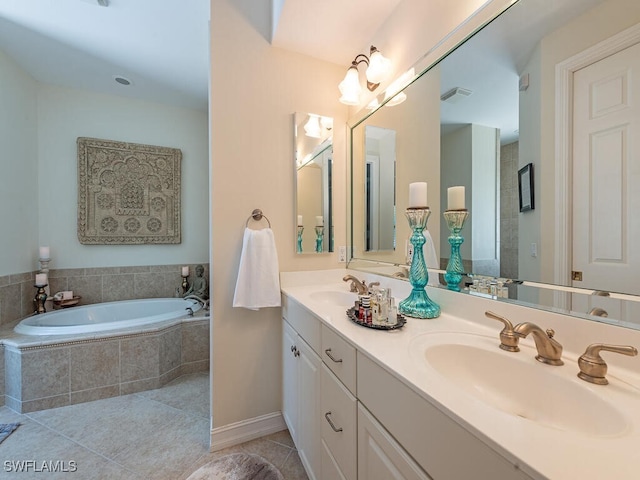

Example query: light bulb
[366,48,390,84]
[304,115,322,138]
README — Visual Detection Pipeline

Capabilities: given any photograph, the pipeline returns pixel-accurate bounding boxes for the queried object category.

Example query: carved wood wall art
[77,137,182,244]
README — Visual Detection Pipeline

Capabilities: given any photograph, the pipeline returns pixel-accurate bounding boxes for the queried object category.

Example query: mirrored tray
[346,306,406,330]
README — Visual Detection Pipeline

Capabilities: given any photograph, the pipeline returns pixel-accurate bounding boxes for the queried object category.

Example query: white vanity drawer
[321,364,357,480]
[283,295,321,355]
[321,324,357,394]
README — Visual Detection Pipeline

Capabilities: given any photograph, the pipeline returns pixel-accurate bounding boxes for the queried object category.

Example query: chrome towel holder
[246,208,271,228]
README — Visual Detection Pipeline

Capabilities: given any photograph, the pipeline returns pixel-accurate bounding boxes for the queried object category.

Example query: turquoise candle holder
[443,210,469,292]
[297,226,304,253]
[399,208,441,319]
[315,226,324,253]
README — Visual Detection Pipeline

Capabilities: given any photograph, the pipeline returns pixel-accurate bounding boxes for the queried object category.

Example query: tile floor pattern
[0,373,308,480]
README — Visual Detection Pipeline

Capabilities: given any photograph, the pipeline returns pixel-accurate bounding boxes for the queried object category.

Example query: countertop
[280,269,640,480]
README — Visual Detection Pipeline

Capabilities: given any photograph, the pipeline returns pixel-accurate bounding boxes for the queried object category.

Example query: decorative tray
[346,306,406,330]
[53,296,82,308]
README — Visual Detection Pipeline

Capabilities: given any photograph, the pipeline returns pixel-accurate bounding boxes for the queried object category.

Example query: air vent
[440,87,473,104]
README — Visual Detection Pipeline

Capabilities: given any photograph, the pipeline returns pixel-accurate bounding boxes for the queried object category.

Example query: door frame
[554,23,640,296]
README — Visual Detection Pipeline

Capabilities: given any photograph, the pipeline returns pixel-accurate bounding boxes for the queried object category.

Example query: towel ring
[246,208,271,228]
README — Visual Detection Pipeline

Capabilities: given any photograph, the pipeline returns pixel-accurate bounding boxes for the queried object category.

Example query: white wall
[0,49,39,276]
[210,0,347,429]
[37,85,209,268]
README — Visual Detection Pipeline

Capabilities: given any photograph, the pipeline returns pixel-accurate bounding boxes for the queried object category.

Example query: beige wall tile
[0,284,22,326]
[70,341,119,392]
[69,275,103,305]
[21,394,71,413]
[182,322,209,363]
[121,335,160,382]
[21,347,70,400]
[102,274,136,302]
[160,327,182,375]
[5,348,21,398]
[71,385,120,405]
[121,377,160,395]
[135,272,180,298]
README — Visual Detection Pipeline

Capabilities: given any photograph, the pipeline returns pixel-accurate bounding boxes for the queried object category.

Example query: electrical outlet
[338,246,347,263]
[530,242,537,258]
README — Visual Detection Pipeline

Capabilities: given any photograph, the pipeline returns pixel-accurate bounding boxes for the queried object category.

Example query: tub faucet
[184,295,209,310]
[513,322,564,366]
[343,275,368,295]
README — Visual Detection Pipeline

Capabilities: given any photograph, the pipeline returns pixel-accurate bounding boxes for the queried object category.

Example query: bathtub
[14,298,203,336]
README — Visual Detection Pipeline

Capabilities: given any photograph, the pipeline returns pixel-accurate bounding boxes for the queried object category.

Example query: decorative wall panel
[77,137,182,244]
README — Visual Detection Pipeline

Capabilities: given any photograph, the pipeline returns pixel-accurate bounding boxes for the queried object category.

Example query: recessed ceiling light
[113,75,133,86]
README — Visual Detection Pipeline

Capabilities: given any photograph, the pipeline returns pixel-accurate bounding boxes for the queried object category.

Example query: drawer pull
[325,348,343,363]
[324,412,343,432]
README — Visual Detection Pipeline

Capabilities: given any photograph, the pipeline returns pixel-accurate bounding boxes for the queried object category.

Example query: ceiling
[0,0,399,112]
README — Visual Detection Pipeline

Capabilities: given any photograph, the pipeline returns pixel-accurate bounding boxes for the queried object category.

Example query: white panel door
[572,41,640,321]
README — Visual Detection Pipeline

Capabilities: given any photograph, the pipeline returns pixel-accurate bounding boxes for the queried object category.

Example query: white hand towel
[233,228,281,311]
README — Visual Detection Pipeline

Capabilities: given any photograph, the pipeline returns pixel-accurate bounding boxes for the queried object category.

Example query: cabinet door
[297,337,321,480]
[282,319,298,444]
[358,404,431,480]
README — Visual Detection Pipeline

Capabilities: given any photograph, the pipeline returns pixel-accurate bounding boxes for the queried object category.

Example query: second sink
[411,333,628,437]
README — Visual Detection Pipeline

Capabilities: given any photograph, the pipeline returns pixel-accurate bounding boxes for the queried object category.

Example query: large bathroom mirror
[349,0,640,328]
[294,112,334,254]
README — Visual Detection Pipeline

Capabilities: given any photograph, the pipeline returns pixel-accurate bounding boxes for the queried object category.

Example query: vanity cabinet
[357,352,532,480]
[358,403,431,480]
[282,296,322,480]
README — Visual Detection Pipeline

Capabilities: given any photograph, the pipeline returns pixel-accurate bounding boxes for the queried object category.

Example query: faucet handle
[578,343,638,385]
[485,311,520,352]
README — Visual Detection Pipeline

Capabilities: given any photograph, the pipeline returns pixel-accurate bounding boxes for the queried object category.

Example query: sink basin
[308,290,357,307]
[411,333,628,437]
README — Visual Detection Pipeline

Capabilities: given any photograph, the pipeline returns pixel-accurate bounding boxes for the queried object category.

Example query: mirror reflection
[364,126,396,252]
[294,112,333,253]
[349,0,640,327]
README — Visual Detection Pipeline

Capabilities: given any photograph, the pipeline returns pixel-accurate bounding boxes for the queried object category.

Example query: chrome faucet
[343,275,368,295]
[577,343,637,385]
[184,294,210,310]
[513,322,564,366]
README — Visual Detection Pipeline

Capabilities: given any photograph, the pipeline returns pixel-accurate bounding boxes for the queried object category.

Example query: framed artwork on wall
[518,163,534,212]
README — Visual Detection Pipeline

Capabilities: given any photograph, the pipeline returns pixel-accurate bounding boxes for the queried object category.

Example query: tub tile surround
[281,269,640,480]
[0,263,210,328]
[2,316,209,413]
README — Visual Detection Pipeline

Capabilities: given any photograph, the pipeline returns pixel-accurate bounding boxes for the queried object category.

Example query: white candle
[447,186,466,210]
[315,215,324,226]
[35,273,47,286]
[297,215,303,226]
[181,266,189,277]
[409,182,428,208]
[39,246,50,259]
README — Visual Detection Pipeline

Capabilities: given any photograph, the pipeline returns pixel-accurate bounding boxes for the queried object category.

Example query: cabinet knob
[324,412,343,432]
[324,348,343,363]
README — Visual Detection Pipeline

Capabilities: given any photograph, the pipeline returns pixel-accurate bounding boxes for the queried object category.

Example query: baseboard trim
[210,411,287,452]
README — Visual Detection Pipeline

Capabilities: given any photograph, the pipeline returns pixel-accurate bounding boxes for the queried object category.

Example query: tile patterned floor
[0,373,308,479]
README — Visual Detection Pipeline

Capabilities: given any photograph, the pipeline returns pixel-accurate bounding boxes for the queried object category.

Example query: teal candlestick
[297,226,304,253]
[399,208,440,319]
[443,210,469,291]
[314,226,324,253]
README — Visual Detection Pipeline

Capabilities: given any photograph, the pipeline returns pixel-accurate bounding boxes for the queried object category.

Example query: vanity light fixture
[383,68,415,107]
[304,115,322,138]
[339,46,391,105]
[303,114,333,139]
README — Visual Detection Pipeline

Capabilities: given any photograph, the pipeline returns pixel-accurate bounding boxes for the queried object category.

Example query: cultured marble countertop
[280,269,640,480]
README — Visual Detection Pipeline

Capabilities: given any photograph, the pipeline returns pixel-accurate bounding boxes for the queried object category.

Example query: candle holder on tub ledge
[314,226,324,253]
[34,284,48,314]
[443,209,469,291]
[399,207,441,319]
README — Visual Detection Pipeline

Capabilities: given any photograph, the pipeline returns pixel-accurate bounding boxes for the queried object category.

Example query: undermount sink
[308,290,357,307]
[410,333,629,437]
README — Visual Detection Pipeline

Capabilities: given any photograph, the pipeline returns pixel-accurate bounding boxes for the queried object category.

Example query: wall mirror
[294,112,333,254]
[349,0,640,329]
